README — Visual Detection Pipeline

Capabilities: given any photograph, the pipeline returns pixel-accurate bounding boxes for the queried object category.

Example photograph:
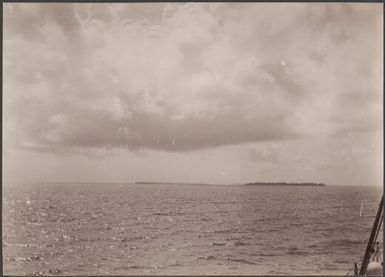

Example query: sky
[3,3,383,186]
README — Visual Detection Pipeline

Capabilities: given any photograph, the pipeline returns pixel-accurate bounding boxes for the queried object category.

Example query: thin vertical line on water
[359,200,364,217]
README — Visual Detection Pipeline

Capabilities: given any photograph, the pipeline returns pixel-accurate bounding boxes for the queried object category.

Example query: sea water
[2,183,383,275]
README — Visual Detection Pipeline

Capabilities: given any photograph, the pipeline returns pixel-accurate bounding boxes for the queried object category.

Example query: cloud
[245,128,382,185]
[3,3,383,154]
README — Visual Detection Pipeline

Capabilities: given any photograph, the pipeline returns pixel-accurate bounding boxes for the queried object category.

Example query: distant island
[135,181,325,187]
[244,182,325,187]
[135,181,220,186]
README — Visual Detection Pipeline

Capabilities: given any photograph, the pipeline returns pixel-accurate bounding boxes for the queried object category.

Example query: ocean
[2,183,383,275]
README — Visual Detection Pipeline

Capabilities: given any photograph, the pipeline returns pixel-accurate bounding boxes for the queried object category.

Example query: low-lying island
[244,182,326,187]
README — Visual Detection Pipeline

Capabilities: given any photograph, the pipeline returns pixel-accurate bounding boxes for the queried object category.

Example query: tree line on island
[244,182,325,187]
[135,181,325,186]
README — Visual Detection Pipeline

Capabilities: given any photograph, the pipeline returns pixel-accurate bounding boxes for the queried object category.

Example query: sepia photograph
[2,2,383,276]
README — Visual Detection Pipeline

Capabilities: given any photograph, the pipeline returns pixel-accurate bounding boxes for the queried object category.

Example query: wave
[267,270,289,274]
[8,255,45,262]
[252,252,280,257]
[113,265,142,271]
[214,229,241,234]
[226,258,257,265]
[324,238,364,247]
[152,212,171,216]
[197,255,215,260]
[286,246,311,256]
[211,242,226,246]
[232,241,251,246]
